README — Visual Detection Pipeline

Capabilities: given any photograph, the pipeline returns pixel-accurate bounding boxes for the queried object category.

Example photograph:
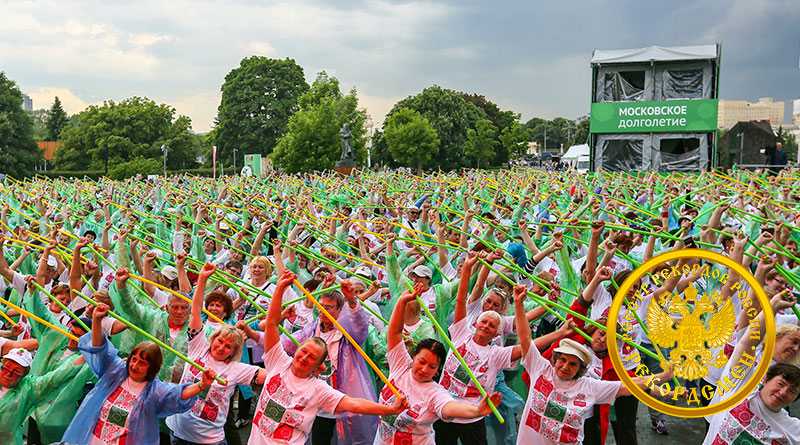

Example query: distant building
[794,99,800,125]
[718,97,784,130]
[719,120,776,168]
[22,94,33,111]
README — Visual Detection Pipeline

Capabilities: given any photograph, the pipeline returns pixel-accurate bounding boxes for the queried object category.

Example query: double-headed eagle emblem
[647,283,736,380]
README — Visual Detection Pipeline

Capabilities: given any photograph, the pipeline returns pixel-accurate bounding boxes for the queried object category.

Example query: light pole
[233,147,237,173]
[737,132,744,166]
[161,144,168,176]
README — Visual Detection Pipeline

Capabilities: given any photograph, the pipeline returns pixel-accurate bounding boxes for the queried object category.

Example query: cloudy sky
[2,0,798,133]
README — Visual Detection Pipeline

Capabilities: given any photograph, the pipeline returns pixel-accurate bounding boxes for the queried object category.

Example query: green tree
[271,72,367,173]
[383,108,439,170]
[0,72,42,176]
[776,126,798,163]
[45,96,69,141]
[215,56,308,167]
[28,109,48,140]
[56,97,200,172]
[461,93,518,165]
[382,86,484,170]
[108,157,161,179]
[499,121,529,160]
[464,118,498,168]
[573,117,590,146]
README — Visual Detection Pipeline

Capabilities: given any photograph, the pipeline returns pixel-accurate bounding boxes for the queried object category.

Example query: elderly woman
[62,285,216,445]
[166,263,266,445]
[248,270,408,445]
[375,282,503,445]
[433,251,525,445]
[513,283,671,445]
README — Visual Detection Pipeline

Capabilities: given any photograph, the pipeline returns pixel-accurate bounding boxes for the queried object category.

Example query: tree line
[0,57,593,177]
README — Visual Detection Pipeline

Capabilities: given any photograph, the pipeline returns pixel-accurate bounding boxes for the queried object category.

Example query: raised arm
[513,284,531,357]
[264,270,296,352]
[387,284,423,350]
[176,253,191,294]
[586,221,604,278]
[69,237,90,292]
[454,251,478,323]
[190,263,216,331]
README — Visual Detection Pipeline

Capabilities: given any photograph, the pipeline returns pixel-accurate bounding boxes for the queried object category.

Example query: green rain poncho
[110,281,188,382]
[0,357,83,445]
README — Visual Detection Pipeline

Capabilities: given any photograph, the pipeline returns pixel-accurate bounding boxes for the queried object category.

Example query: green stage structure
[589,44,721,172]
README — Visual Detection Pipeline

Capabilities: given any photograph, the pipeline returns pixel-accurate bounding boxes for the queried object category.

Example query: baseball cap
[553,338,592,365]
[354,266,373,279]
[411,265,433,279]
[3,348,32,368]
[47,255,58,267]
[161,265,178,281]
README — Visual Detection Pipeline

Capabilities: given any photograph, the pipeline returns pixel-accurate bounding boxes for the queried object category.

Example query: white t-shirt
[703,393,800,444]
[375,343,455,445]
[247,344,345,445]
[517,345,621,445]
[439,318,514,423]
[166,331,261,444]
[90,377,146,445]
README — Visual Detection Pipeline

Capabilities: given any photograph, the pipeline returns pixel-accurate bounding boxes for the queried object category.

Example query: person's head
[127,341,163,382]
[67,317,91,350]
[44,255,58,281]
[0,349,32,388]
[409,265,432,291]
[48,284,72,313]
[406,207,421,221]
[587,317,608,354]
[607,270,638,300]
[166,294,191,326]
[291,337,329,378]
[472,310,502,345]
[777,142,784,151]
[203,237,217,253]
[249,256,273,281]
[765,269,788,296]
[410,338,447,383]
[551,338,590,380]
[205,291,234,320]
[229,250,245,265]
[160,265,179,290]
[531,271,555,296]
[208,326,245,362]
[92,290,113,309]
[760,363,800,411]
[83,230,97,243]
[318,292,344,330]
[481,287,509,314]
[224,260,243,279]
[774,324,800,364]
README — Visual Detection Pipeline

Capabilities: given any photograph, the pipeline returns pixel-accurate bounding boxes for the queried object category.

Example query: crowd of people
[0,167,798,445]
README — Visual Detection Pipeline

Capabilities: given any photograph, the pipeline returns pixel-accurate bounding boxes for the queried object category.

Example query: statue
[337,123,355,166]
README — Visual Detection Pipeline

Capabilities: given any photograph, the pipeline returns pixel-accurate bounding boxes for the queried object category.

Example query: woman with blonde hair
[167,263,267,445]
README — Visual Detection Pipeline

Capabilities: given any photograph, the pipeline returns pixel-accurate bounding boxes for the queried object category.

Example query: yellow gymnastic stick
[292,279,401,399]
[0,295,78,341]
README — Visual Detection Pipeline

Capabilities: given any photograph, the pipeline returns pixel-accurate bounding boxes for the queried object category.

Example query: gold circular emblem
[606,248,775,418]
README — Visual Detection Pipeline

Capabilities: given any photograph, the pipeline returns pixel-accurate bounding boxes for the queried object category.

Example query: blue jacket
[61,334,197,445]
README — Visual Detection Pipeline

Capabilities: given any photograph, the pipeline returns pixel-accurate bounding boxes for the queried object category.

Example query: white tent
[591,45,718,64]
[562,144,590,162]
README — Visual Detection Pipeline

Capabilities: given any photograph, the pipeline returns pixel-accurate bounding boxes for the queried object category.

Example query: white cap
[3,348,32,368]
[411,265,433,279]
[161,265,178,281]
[354,266,372,278]
[47,255,58,267]
[219,221,231,231]
[553,338,592,365]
